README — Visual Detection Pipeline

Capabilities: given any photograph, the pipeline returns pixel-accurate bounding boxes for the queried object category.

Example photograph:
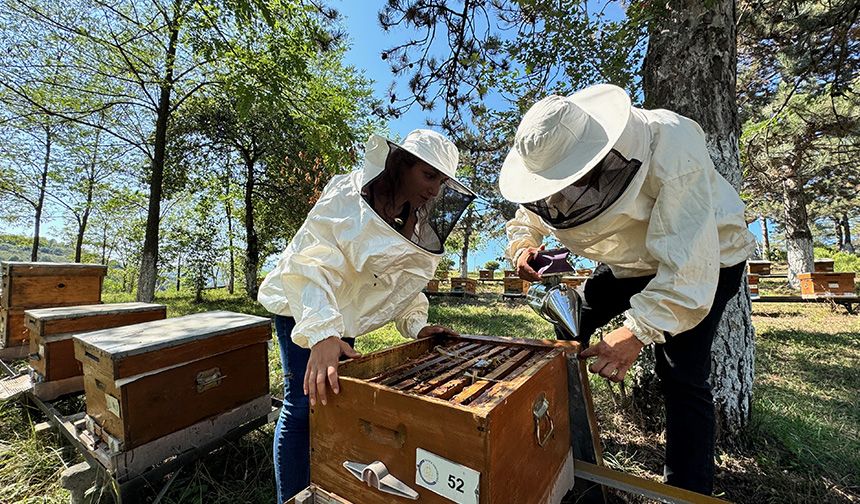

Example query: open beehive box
[311,334,575,504]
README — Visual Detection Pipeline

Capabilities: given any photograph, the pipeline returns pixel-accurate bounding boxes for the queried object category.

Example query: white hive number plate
[415,448,480,504]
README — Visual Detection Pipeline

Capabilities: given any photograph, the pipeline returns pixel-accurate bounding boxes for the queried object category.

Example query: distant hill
[0,233,75,263]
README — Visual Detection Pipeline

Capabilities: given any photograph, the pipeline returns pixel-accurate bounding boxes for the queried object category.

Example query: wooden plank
[388,343,489,390]
[0,374,32,401]
[573,460,731,504]
[310,377,489,504]
[73,311,271,357]
[1,261,107,277]
[121,342,269,450]
[2,275,103,309]
[32,375,84,401]
[486,352,571,504]
[450,348,533,405]
[1,308,29,349]
[368,341,475,384]
[29,303,167,382]
[83,394,271,482]
[418,345,510,397]
[288,485,354,504]
[563,354,607,504]
[468,351,554,409]
[338,336,439,380]
[26,302,165,329]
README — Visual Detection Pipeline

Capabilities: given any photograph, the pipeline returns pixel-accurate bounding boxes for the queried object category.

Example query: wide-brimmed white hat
[499,84,632,203]
[362,129,475,197]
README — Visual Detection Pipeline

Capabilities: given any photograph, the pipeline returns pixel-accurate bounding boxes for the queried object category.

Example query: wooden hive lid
[1,261,108,277]
[24,302,165,321]
[748,259,771,264]
[74,310,270,359]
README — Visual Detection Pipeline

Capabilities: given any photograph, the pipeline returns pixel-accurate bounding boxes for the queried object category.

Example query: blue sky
[4,2,766,272]
[335,2,764,270]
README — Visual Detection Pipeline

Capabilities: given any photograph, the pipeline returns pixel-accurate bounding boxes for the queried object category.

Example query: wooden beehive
[27,303,167,385]
[503,269,517,278]
[503,277,529,296]
[311,334,574,504]
[747,260,771,276]
[288,485,354,504]
[799,272,856,298]
[747,274,759,299]
[451,277,477,295]
[1,262,107,352]
[425,279,440,293]
[813,259,835,273]
[74,311,271,452]
[575,268,593,277]
[479,270,494,280]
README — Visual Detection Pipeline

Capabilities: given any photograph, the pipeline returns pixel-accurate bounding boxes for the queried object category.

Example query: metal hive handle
[343,460,419,500]
[533,393,555,447]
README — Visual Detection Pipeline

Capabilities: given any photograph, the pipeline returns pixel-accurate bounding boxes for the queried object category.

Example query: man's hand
[304,336,361,406]
[579,327,645,382]
[417,325,459,338]
[516,245,545,282]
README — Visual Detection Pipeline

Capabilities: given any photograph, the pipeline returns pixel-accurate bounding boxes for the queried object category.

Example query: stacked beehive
[1,262,107,359]
[451,277,477,296]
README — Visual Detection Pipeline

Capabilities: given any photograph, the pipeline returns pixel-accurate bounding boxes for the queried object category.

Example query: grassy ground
[0,280,858,503]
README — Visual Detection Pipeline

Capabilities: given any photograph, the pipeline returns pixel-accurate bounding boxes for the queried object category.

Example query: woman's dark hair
[366,144,423,220]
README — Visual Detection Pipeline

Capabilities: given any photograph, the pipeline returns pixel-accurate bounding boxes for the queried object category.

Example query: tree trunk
[459,208,474,278]
[74,180,94,263]
[834,216,844,250]
[101,224,107,265]
[242,151,259,301]
[176,255,181,291]
[640,0,755,440]
[136,14,180,302]
[781,165,814,287]
[75,130,100,263]
[31,126,52,262]
[225,168,235,294]
[760,215,770,260]
[842,214,854,253]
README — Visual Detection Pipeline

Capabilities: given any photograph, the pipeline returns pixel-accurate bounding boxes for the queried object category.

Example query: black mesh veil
[522,149,641,229]
[362,146,475,254]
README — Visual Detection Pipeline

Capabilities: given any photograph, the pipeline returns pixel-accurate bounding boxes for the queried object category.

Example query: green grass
[1,287,858,503]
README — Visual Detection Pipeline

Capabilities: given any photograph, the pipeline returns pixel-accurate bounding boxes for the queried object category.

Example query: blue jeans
[273,316,354,504]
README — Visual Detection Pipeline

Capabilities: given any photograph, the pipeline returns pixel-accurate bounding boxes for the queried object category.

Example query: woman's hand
[516,245,545,282]
[579,327,645,382]
[417,325,459,338]
[304,336,361,406]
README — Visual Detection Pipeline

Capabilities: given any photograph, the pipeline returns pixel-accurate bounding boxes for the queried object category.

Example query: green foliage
[813,246,860,273]
[435,256,455,278]
[0,234,72,262]
[483,260,500,271]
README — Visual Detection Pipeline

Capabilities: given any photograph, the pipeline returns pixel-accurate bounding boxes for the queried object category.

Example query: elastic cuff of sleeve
[307,333,340,349]
[407,317,428,339]
[511,248,528,268]
[623,312,665,345]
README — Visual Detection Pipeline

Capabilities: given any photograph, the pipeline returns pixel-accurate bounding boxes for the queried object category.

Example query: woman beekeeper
[501,84,756,495]
[258,129,475,502]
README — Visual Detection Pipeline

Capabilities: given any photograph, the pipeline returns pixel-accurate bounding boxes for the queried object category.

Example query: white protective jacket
[258,170,442,349]
[506,107,756,345]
